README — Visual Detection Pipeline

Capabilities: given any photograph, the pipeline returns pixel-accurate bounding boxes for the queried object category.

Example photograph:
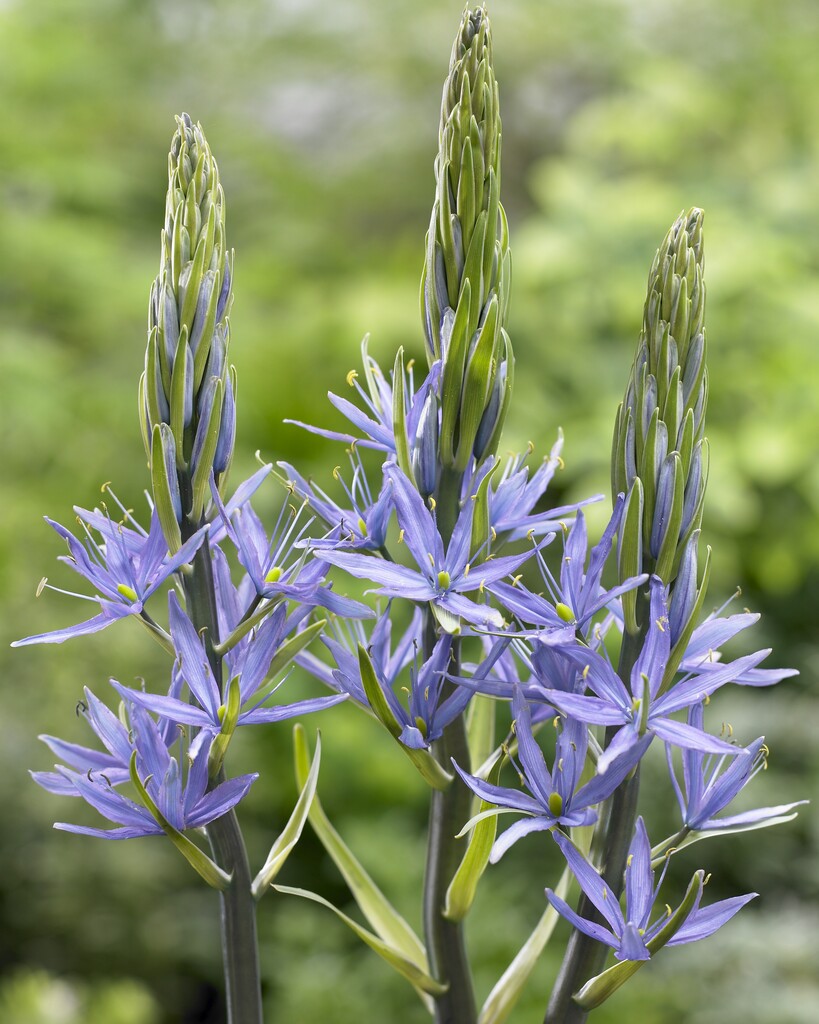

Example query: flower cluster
[15,9,805,1024]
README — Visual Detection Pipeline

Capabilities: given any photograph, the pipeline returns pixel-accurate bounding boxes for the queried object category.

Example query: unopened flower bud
[613,209,709,628]
[422,8,513,471]
[140,114,237,538]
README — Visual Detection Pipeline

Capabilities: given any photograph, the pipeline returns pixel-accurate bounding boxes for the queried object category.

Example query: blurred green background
[2,0,817,1020]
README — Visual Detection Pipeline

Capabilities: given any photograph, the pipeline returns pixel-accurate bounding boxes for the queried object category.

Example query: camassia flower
[480,433,602,542]
[667,703,807,833]
[318,464,534,633]
[33,686,257,840]
[454,690,644,860]
[13,503,207,647]
[278,455,394,552]
[116,593,346,730]
[213,484,370,618]
[537,578,772,771]
[546,819,755,962]
[491,497,647,638]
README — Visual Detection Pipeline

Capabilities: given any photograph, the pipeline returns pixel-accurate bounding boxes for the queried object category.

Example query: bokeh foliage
[2,0,817,1021]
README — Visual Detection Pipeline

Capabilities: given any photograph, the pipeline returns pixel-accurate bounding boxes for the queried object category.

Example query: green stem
[422,465,477,1024]
[423,616,477,1024]
[543,590,649,1024]
[185,535,264,1024]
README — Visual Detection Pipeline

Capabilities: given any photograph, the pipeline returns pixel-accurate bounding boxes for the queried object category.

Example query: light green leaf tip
[273,885,447,1004]
[251,729,322,899]
[292,725,428,969]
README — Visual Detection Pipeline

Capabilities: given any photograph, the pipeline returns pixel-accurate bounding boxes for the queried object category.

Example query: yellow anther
[479,580,486,593]
[556,456,565,470]
[704,694,711,705]
[428,496,437,511]
[552,716,560,729]
[346,369,358,387]
[511,574,523,587]
[490,527,497,542]
[704,872,712,885]
[406,358,415,371]
[463,563,471,576]
[560,520,568,535]
[556,602,574,623]
[582,665,590,680]
[36,577,48,597]
[627,853,634,867]
[656,617,666,632]
[526,440,535,454]
[397,529,405,544]
[332,465,342,480]
[665,904,672,918]
[101,480,112,492]
[556,757,564,772]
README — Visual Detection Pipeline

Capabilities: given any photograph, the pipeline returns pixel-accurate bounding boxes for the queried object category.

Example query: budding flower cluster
[421,7,513,471]
[613,209,709,634]
[139,113,236,548]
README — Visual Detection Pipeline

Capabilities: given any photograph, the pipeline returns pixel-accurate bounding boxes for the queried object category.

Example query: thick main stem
[186,539,264,1024]
[544,592,649,1024]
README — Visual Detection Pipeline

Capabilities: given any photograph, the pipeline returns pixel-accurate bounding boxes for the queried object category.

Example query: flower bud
[421,9,513,471]
[613,209,709,628]
[140,114,236,534]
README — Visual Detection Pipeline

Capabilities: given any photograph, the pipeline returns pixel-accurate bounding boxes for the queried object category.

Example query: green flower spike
[613,208,709,633]
[140,113,237,544]
[421,7,513,471]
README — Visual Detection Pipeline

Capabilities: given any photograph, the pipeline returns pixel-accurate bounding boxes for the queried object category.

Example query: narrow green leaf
[150,423,182,553]
[440,280,473,465]
[392,348,412,480]
[170,324,190,466]
[478,866,571,1024]
[654,453,684,583]
[618,479,643,634]
[444,756,501,921]
[293,725,428,968]
[358,644,453,789]
[455,294,499,469]
[272,885,446,1004]
[189,377,224,522]
[466,693,496,774]
[252,731,322,899]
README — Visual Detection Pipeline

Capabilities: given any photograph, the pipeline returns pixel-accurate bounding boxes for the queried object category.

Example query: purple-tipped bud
[411,389,439,499]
